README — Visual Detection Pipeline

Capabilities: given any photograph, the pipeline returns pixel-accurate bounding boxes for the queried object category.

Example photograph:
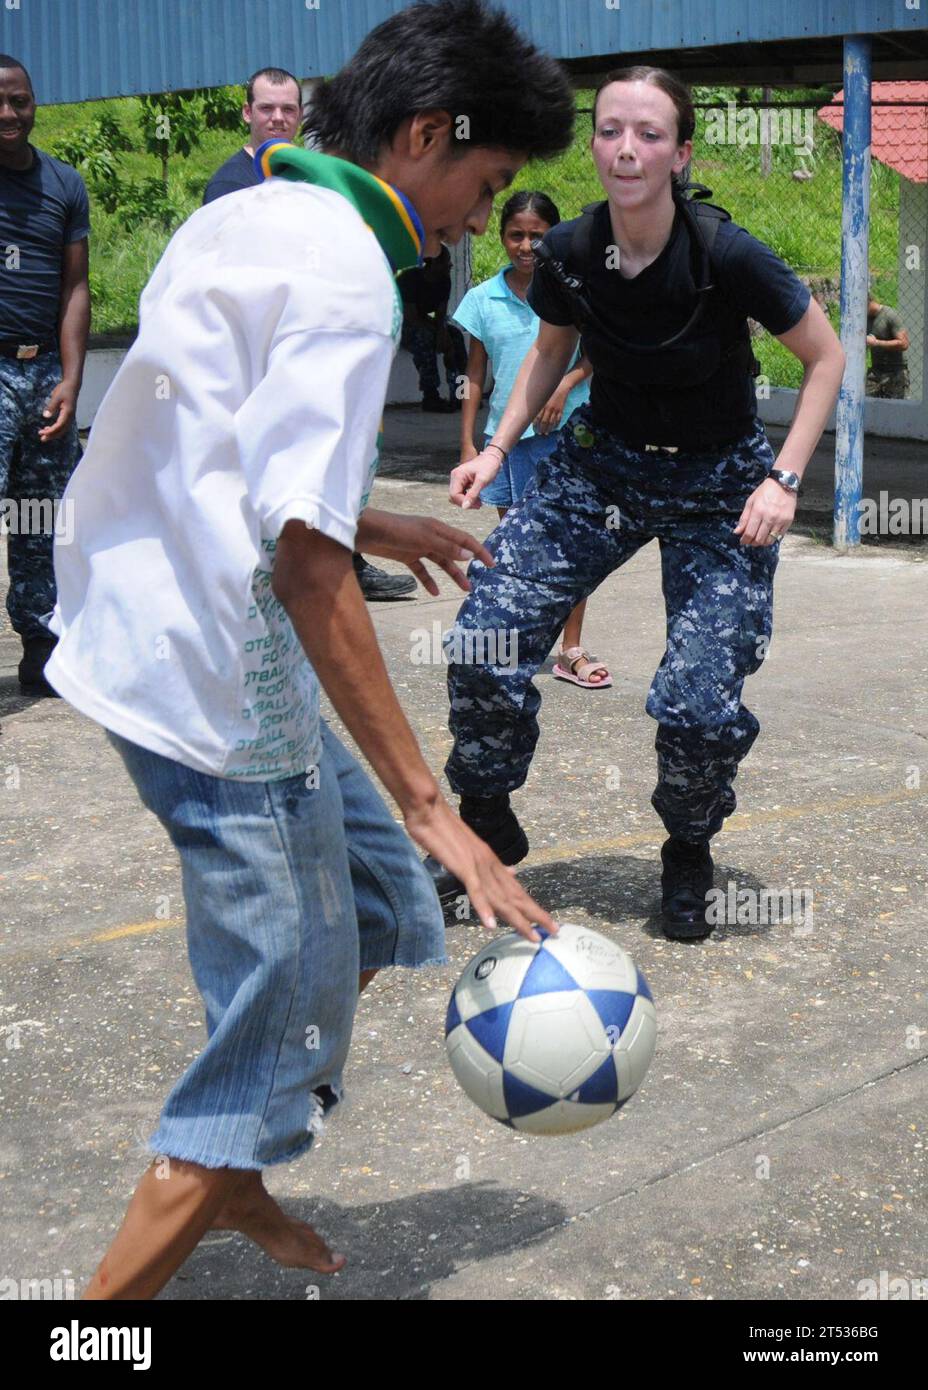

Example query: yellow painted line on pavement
[72,917,186,946]
[8,785,923,963]
[2,915,186,969]
[525,785,925,865]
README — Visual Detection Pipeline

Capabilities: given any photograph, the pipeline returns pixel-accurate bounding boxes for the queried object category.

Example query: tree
[138,87,244,187]
[53,111,133,214]
[54,86,247,233]
[138,92,207,187]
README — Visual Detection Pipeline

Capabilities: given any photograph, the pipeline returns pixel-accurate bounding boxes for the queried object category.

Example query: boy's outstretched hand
[404,795,557,943]
[355,509,494,594]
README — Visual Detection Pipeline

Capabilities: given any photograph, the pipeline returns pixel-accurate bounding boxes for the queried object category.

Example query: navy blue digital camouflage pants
[0,352,81,642]
[444,405,780,843]
[400,319,467,396]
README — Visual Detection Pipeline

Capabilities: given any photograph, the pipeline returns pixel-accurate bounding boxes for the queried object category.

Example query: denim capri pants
[479,429,561,506]
[106,721,447,1170]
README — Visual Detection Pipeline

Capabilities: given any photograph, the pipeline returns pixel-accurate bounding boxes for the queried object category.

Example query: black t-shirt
[399,254,452,316]
[527,203,810,445]
[202,148,261,204]
[0,147,90,342]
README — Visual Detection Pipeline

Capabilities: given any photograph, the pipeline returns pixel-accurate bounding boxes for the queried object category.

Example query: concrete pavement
[0,407,926,1300]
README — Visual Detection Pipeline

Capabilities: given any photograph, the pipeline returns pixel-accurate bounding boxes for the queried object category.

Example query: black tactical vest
[532,189,762,445]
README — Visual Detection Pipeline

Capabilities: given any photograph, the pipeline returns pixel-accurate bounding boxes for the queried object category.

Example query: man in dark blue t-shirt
[0,54,90,698]
[203,67,303,205]
[203,66,415,600]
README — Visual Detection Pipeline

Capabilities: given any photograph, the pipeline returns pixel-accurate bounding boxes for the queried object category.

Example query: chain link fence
[471,90,926,402]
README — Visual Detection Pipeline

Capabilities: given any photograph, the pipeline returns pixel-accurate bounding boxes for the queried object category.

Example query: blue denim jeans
[479,429,561,507]
[107,720,446,1170]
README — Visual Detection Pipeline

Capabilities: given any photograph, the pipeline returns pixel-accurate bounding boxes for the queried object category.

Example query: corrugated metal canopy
[0,0,925,105]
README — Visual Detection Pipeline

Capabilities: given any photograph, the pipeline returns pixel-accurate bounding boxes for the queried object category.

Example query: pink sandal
[553,645,613,689]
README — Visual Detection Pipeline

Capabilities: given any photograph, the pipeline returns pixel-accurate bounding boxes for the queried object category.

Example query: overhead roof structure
[1,0,926,105]
[818,80,928,183]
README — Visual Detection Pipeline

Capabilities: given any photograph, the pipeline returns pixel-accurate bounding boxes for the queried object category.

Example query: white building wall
[77,238,476,423]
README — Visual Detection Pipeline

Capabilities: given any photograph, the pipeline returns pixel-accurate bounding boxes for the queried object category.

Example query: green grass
[35,89,902,384]
[34,96,248,334]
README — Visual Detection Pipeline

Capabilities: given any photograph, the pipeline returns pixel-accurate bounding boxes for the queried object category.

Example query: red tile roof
[818,82,928,184]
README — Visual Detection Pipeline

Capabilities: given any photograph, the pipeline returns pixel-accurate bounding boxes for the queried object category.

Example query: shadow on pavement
[158,1181,568,1300]
[512,852,781,944]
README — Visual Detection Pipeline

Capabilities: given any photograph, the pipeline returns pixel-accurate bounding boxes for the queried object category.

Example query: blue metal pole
[834,35,872,550]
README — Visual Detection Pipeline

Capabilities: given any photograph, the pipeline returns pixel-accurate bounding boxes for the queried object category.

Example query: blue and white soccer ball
[445,923,657,1136]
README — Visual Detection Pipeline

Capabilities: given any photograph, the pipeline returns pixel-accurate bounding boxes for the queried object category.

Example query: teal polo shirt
[452,266,589,440]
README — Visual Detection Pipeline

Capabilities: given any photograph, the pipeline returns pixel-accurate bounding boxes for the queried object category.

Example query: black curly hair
[302,0,575,165]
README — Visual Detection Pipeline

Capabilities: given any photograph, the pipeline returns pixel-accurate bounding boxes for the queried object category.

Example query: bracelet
[485,442,508,461]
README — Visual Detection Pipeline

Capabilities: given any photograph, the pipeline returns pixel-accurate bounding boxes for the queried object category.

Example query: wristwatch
[769,468,802,496]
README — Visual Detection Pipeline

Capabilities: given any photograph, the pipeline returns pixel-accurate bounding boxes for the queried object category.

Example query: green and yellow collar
[255,141,425,275]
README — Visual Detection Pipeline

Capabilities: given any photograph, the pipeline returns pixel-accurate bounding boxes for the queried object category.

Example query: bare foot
[211,1174,346,1272]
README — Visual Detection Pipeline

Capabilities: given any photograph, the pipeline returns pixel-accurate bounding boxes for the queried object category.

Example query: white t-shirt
[47,179,403,780]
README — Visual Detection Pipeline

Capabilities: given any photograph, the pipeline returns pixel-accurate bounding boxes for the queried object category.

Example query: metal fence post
[834,35,872,550]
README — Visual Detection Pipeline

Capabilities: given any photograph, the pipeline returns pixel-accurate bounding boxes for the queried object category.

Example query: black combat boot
[421,390,454,414]
[423,793,529,906]
[352,553,416,600]
[660,836,714,941]
[18,632,60,698]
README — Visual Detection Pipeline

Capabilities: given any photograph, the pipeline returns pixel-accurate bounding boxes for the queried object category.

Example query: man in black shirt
[203,67,415,601]
[0,54,90,698]
[399,246,467,412]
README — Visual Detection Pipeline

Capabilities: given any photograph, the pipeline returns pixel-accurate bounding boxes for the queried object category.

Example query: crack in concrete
[429,1051,928,1293]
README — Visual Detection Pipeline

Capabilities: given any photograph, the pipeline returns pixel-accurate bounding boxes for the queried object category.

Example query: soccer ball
[445,923,656,1136]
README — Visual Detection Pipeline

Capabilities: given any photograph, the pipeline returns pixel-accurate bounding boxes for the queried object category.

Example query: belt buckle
[644,443,679,454]
[16,344,39,360]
